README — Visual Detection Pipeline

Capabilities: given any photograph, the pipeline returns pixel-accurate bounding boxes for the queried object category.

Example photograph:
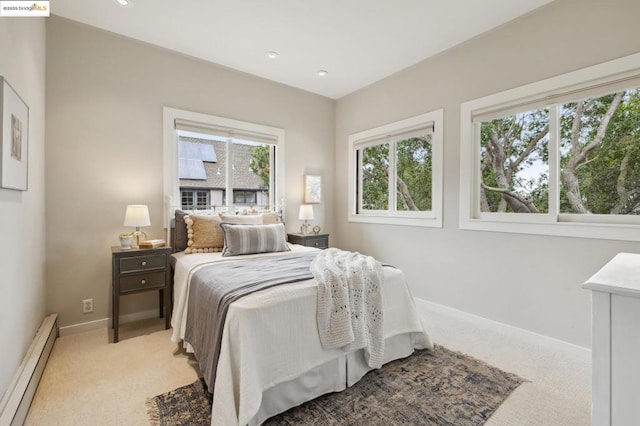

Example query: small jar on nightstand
[287,233,329,249]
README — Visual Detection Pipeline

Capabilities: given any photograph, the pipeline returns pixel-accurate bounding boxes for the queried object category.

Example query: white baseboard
[414,297,591,358]
[0,314,58,426]
[58,309,160,337]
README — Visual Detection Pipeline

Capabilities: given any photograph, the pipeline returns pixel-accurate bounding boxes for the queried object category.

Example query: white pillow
[219,212,263,224]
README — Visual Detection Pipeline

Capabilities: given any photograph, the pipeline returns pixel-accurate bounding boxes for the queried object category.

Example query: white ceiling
[52,0,553,99]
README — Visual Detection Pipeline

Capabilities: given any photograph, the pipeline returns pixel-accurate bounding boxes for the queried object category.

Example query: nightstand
[111,246,172,342]
[287,233,329,249]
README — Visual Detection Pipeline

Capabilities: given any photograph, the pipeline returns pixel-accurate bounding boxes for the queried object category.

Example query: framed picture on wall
[1,76,29,191]
[304,174,321,204]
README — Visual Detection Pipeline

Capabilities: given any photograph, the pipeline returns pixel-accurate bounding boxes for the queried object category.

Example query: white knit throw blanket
[311,248,385,369]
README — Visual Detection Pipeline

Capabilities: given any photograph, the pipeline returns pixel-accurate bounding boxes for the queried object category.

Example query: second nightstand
[111,246,172,343]
[287,233,329,249]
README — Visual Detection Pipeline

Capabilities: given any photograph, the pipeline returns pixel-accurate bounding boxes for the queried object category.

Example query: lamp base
[300,221,311,235]
[133,229,148,248]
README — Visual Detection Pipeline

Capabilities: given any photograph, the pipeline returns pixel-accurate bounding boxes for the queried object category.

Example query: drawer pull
[141,279,146,285]
[141,261,147,266]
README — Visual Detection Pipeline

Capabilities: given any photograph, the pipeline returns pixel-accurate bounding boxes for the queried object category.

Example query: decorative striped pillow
[220,223,290,257]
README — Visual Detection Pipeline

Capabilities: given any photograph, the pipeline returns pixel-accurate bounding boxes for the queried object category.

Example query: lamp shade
[298,204,314,221]
[123,205,151,227]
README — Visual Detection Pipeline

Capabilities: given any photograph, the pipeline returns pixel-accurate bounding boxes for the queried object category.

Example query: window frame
[233,189,257,205]
[459,53,640,241]
[180,189,210,210]
[348,109,444,227]
[163,107,285,225]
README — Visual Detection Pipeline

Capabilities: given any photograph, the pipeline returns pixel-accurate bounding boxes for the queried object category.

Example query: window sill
[349,214,442,228]
[459,217,640,242]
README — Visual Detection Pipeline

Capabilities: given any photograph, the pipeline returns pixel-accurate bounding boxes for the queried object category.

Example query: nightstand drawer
[287,233,329,249]
[306,237,328,249]
[120,254,166,273]
[119,271,165,292]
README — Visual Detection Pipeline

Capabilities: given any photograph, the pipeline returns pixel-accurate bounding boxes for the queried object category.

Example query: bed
[169,212,432,425]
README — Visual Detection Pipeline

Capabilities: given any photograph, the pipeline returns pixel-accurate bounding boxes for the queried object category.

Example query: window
[558,93,640,216]
[181,189,209,210]
[358,135,433,212]
[163,108,285,225]
[176,133,274,210]
[230,139,272,207]
[479,108,550,214]
[460,52,640,241]
[233,190,257,205]
[360,142,389,211]
[348,109,443,227]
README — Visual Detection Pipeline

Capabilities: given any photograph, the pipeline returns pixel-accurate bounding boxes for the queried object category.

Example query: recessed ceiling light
[114,0,132,7]
[265,51,279,60]
[317,70,329,77]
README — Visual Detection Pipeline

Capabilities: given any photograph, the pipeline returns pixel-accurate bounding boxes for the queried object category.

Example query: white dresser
[583,253,640,426]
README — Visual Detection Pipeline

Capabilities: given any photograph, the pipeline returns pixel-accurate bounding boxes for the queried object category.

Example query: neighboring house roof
[178,136,266,190]
[178,140,217,180]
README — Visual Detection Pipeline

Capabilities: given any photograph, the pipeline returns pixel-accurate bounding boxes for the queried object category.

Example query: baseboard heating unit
[0,314,58,426]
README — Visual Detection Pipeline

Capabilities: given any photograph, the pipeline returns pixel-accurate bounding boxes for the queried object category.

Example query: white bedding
[171,244,432,425]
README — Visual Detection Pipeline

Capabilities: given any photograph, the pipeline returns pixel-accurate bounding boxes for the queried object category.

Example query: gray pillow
[220,223,290,257]
[174,210,189,252]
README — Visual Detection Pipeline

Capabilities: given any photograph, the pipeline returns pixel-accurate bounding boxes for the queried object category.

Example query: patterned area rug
[147,345,524,426]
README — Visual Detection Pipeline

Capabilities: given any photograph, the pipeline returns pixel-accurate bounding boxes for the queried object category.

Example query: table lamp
[298,204,314,234]
[124,205,150,248]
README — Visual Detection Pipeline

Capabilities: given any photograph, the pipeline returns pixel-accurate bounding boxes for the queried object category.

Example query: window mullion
[472,123,482,219]
[548,105,560,221]
[388,141,396,212]
[225,138,232,209]
[269,145,276,209]
[357,149,364,214]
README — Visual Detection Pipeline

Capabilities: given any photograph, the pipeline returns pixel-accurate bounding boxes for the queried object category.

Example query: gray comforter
[184,251,319,393]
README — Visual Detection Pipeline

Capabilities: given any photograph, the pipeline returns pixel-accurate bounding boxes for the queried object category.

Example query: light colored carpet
[26,305,591,425]
[417,303,591,426]
[25,320,199,426]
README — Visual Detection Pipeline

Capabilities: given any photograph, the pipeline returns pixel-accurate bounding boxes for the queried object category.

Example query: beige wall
[0,19,47,396]
[45,17,335,328]
[335,0,640,348]
[42,0,640,346]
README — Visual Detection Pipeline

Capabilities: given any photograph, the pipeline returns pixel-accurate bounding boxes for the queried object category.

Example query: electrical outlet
[83,298,93,314]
